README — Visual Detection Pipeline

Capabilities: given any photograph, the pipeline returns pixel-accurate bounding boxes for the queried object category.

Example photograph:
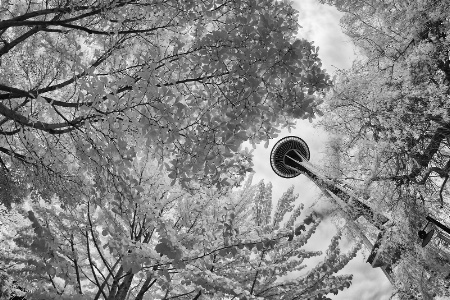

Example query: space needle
[270,136,397,282]
[270,136,388,229]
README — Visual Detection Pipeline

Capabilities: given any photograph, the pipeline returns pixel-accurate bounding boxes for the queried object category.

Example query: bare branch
[0,6,92,27]
[439,176,448,208]
[70,235,83,294]
[86,230,108,300]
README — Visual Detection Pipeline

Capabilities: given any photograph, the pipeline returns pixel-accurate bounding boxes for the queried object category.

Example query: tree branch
[0,6,92,27]
[0,128,21,136]
[0,146,28,162]
[0,10,66,56]
[85,230,108,300]
[87,203,114,276]
[0,25,42,56]
[250,250,265,295]
[165,289,196,299]
[93,259,121,300]
[439,176,448,208]
[51,22,172,35]
[70,235,83,294]
[192,290,202,300]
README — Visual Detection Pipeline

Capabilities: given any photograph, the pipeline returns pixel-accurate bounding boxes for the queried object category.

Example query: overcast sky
[251,0,394,299]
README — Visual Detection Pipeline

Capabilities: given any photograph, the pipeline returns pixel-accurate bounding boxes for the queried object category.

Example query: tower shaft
[285,149,388,230]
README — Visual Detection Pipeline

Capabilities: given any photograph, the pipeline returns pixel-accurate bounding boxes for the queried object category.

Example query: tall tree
[317,0,450,298]
[0,0,331,197]
[1,153,359,300]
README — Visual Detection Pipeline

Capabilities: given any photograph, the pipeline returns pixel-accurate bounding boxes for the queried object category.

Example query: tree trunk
[135,277,157,300]
[114,270,135,300]
[107,266,124,300]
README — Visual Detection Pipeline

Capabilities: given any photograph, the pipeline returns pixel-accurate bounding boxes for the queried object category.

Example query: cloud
[334,252,394,300]
[292,0,356,74]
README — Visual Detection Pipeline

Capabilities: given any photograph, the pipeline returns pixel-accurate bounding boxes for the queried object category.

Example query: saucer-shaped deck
[270,136,310,178]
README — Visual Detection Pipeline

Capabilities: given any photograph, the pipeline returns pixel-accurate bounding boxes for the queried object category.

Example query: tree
[316,0,450,298]
[1,152,360,300]
[0,0,332,197]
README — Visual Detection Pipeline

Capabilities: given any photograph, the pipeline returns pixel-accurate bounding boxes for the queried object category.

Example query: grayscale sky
[250,0,394,299]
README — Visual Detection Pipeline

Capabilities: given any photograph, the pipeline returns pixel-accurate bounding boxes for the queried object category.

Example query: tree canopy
[0,0,331,197]
[318,0,450,298]
[0,158,359,299]
[0,0,360,299]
